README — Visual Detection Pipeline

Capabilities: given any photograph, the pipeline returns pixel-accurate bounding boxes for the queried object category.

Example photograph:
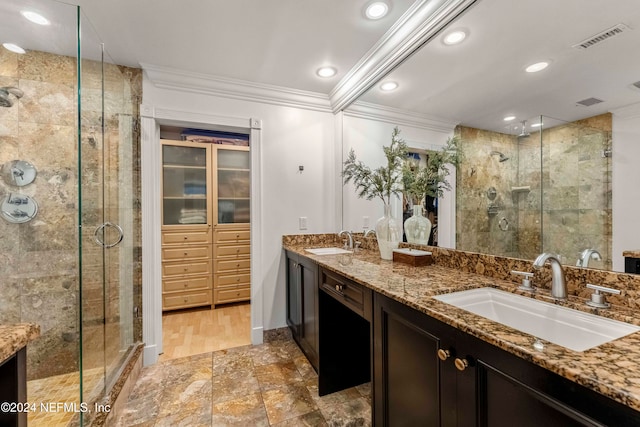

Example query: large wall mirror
[341,0,640,274]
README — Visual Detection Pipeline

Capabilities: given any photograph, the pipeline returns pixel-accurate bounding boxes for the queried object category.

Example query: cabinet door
[299,256,319,370]
[455,331,640,427]
[286,253,302,339]
[215,147,250,224]
[373,293,457,427]
[162,141,210,226]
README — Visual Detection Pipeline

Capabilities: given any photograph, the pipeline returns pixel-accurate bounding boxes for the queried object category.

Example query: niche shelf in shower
[511,186,531,196]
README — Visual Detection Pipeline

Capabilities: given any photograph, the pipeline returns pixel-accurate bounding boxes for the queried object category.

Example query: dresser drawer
[216,244,250,258]
[215,258,251,273]
[214,287,250,304]
[216,272,250,287]
[163,275,211,293]
[215,228,250,243]
[163,260,211,277]
[163,290,211,310]
[162,228,212,245]
[162,244,211,262]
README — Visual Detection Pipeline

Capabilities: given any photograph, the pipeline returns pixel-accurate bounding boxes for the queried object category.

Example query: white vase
[404,205,432,245]
[375,204,401,260]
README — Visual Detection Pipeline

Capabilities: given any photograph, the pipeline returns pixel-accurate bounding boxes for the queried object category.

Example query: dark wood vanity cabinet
[285,251,319,370]
[373,293,640,427]
[0,348,27,427]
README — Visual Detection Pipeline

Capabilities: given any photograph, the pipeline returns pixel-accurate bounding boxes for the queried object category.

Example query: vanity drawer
[215,258,251,273]
[162,244,211,261]
[163,260,211,277]
[163,275,211,293]
[162,228,212,245]
[321,268,372,320]
[163,289,211,310]
[214,287,250,304]
[216,244,250,258]
[215,228,250,243]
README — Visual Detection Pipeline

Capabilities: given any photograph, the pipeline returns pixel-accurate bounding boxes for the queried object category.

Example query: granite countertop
[284,242,640,412]
[0,323,41,364]
[623,250,640,258]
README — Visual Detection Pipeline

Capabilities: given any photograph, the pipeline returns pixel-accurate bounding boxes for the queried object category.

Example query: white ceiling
[71,0,416,94]
[358,0,640,133]
[3,0,640,132]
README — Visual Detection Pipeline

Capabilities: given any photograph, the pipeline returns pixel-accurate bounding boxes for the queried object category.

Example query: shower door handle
[94,222,124,248]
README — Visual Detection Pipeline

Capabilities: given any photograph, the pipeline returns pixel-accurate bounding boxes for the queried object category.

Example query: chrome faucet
[364,229,376,238]
[338,230,354,250]
[533,253,567,300]
[576,249,602,268]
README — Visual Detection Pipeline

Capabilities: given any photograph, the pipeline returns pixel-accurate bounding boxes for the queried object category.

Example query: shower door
[79,11,139,423]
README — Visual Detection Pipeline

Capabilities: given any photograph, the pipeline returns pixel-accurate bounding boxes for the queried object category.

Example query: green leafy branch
[342,127,408,205]
[402,135,462,201]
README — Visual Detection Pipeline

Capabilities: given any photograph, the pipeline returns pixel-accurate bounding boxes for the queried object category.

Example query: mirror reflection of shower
[0,86,24,107]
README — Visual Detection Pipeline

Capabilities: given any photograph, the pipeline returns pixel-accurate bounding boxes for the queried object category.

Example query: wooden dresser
[213,224,250,305]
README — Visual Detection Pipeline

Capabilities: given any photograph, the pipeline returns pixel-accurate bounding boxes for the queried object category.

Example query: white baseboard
[252,326,264,345]
[143,344,158,366]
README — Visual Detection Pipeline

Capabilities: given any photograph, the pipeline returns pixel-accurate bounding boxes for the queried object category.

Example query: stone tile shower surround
[0,47,142,381]
[455,114,612,270]
[283,233,640,314]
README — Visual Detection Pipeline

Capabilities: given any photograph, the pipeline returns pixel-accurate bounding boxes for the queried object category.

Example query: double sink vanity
[284,234,640,426]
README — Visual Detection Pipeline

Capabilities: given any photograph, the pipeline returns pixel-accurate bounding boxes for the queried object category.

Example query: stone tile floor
[116,334,371,426]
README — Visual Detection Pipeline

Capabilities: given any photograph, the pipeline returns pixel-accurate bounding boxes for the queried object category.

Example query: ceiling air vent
[576,97,604,107]
[572,23,630,49]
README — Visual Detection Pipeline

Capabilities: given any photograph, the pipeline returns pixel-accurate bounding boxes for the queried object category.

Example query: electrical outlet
[299,217,308,230]
[363,216,370,229]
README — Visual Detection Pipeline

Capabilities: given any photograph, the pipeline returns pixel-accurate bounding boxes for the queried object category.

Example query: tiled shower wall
[542,114,612,269]
[455,113,611,267]
[0,47,142,380]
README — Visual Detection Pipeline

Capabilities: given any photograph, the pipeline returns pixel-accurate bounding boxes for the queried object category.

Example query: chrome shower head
[0,87,24,107]
[490,151,509,162]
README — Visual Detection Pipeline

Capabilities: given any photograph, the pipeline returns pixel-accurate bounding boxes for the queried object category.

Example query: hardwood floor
[159,302,251,362]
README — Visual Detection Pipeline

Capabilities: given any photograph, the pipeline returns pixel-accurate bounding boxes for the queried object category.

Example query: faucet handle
[511,270,535,292]
[585,283,620,309]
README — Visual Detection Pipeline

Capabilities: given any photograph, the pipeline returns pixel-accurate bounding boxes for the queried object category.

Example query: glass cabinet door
[216,148,250,224]
[162,144,209,225]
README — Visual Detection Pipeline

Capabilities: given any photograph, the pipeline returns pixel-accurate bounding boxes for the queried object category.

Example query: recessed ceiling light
[365,2,389,20]
[525,61,549,73]
[380,81,398,91]
[443,30,467,46]
[531,122,543,128]
[316,66,337,78]
[503,115,516,122]
[2,43,26,54]
[21,10,50,26]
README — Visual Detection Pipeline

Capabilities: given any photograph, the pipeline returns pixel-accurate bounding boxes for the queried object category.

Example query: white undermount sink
[305,247,352,255]
[434,287,640,352]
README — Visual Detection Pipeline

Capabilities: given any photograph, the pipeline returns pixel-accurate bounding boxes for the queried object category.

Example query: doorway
[157,125,252,361]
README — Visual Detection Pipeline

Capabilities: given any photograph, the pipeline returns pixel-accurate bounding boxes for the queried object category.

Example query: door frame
[140,104,263,365]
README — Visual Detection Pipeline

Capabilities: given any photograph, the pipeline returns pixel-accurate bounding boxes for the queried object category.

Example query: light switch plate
[363,216,370,229]
[299,217,308,230]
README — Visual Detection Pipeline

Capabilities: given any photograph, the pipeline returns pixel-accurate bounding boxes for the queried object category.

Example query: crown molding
[611,101,640,119]
[142,63,333,113]
[328,0,478,113]
[344,100,458,133]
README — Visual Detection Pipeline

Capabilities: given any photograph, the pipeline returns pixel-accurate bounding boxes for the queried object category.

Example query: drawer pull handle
[437,349,451,361]
[236,263,240,267]
[184,298,188,303]
[184,284,188,287]
[335,284,346,292]
[183,268,188,271]
[184,252,188,256]
[455,358,469,371]
[184,236,188,240]
[236,234,240,238]
[237,278,240,282]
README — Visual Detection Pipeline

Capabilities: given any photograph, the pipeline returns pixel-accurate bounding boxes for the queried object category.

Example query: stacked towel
[179,208,206,224]
[183,180,206,196]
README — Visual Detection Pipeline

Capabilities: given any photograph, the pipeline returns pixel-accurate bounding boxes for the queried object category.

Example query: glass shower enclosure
[0,1,141,425]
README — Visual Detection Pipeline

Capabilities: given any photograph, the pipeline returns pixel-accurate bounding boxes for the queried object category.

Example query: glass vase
[375,204,401,260]
[404,204,432,245]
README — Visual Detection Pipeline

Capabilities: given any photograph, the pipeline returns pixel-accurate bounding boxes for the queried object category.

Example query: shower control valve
[511,270,535,292]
